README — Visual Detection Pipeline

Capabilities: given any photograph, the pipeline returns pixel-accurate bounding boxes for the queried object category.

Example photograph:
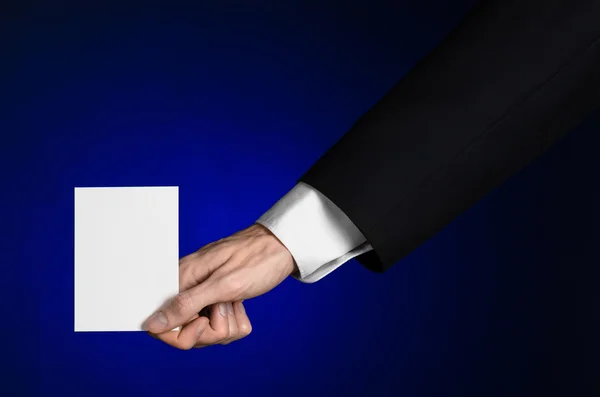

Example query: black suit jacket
[300,0,600,273]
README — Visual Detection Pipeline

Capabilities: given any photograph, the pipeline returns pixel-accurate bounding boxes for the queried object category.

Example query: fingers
[151,315,210,350]
[152,302,226,350]
[220,302,238,345]
[222,301,252,345]
[193,302,232,347]
[195,300,252,348]
[143,278,221,333]
[153,301,252,350]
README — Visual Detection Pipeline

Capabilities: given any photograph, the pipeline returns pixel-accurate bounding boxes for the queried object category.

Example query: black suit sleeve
[299,0,600,273]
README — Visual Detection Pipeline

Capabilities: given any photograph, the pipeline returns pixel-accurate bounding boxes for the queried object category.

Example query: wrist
[251,223,298,276]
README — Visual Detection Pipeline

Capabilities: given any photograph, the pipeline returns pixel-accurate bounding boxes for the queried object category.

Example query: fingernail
[219,303,227,317]
[227,302,234,315]
[196,324,204,336]
[143,311,168,331]
[239,301,246,314]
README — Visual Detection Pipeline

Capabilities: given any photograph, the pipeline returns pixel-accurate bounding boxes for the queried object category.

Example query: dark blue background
[2,1,599,396]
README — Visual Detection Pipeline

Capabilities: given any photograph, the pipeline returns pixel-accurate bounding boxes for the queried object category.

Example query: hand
[143,223,297,349]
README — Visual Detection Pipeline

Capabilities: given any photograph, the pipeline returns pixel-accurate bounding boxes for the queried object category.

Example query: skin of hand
[142,223,297,350]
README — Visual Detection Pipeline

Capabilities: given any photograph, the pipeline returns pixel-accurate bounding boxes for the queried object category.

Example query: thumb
[142,276,225,333]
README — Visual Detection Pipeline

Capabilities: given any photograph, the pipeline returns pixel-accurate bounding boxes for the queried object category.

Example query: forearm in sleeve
[299,0,600,272]
[257,182,372,283]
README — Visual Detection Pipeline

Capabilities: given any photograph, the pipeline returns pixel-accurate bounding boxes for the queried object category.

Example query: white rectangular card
[74,186,179,332]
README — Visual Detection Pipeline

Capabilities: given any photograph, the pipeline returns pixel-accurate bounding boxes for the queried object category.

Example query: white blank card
[74,187,179,332]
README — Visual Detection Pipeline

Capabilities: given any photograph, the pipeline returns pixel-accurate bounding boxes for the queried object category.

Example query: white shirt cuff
[256,182,373,283]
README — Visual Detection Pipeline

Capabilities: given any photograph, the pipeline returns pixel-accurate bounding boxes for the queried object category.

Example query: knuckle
[179,252,195,265]
[239,323,252,337]
[177,341,194,351]
[172,292,194,314]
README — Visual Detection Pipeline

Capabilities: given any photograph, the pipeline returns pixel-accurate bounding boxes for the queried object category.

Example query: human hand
[143,223,297,349]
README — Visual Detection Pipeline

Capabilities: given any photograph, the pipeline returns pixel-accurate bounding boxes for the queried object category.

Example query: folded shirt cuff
[256,182,372,283]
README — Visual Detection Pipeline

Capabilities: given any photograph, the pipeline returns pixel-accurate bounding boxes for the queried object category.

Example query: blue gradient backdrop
[2,1,599,396]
